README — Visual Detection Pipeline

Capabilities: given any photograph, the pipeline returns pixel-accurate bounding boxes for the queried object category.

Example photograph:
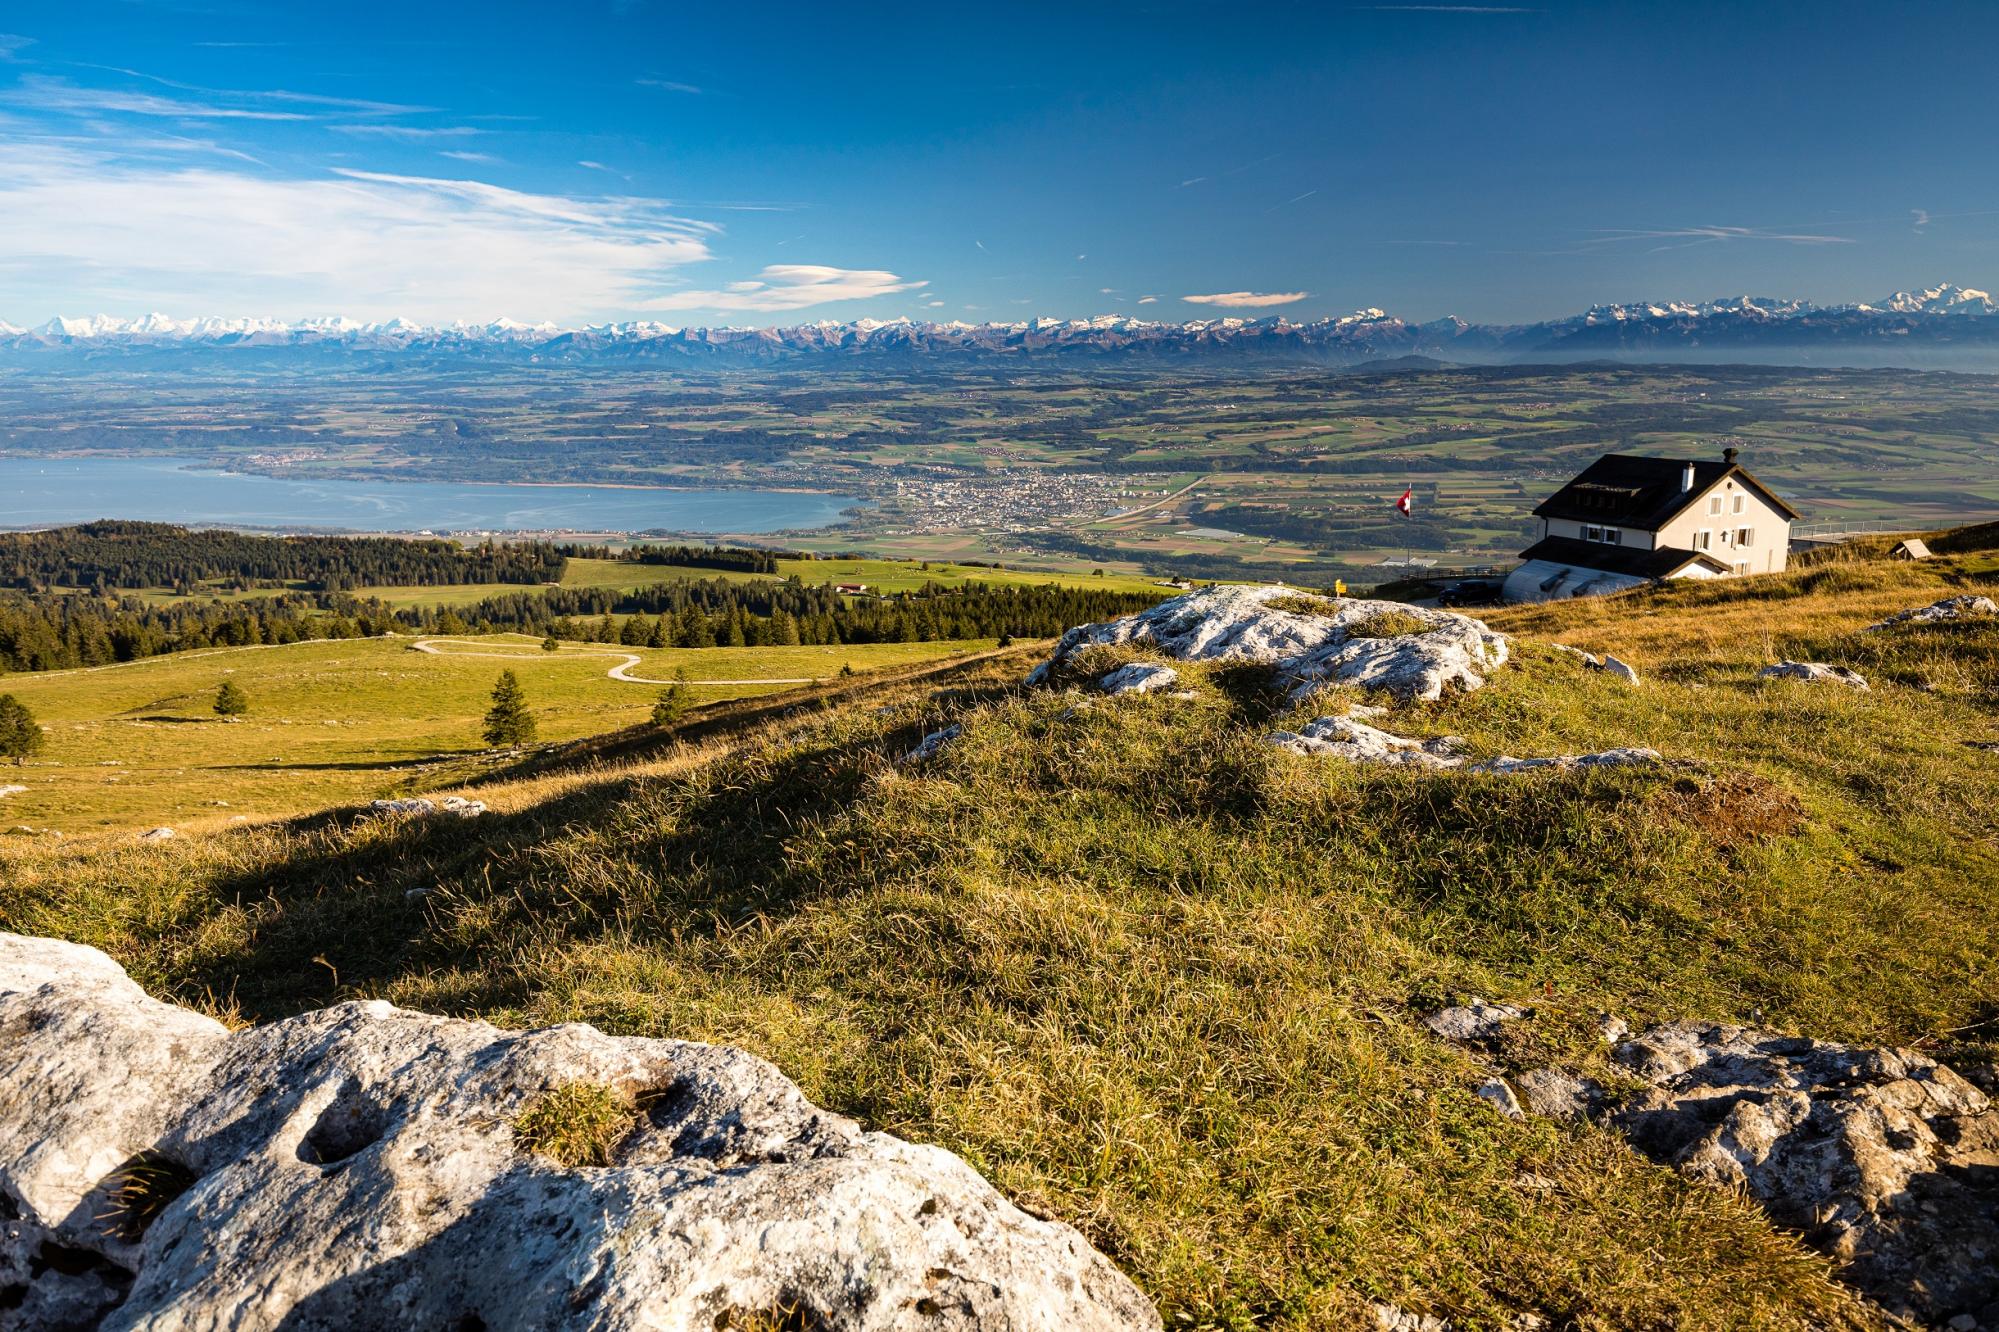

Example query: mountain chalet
[1503,448,1799,603]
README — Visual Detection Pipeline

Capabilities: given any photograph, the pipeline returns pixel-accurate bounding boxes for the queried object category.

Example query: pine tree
[213,680,249,717]
[0,694,44,765]
[650,669,692,728]
[483,670,536,747]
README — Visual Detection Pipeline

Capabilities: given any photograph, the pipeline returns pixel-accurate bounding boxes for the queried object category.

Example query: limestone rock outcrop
[900,723,961,765]
[1267,716,1466,768]
[367,795,487,819]
[1270,719,1662,776]
[1867,595,1999,632]
[1421,999,1525,1045]
[1609,1021,1998,1327]
[1759,660,1870,689]
[1097,663,1181,696]
[0,932,1159,1331]
[1029,585,1510,702]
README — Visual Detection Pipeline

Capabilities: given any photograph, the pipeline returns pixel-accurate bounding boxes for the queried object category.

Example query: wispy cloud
[332,124,483,139]
[1183,290,1309,307]
[643,264,925,313]
[439,150,500,164]
[0,141,719,323]
[1137,295,1158,304]
[636,77,703,94]
[577,160,614,171]
[65,66,427,116]
[1912,208,1930,232]
[3,75,314,121]
[0,34,34,60]
[1267,188,1317,212]
[1590,224,1853,253]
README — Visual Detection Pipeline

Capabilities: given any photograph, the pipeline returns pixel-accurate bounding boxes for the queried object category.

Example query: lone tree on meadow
[213,680,249,717]
[483,670,537,747]
[0,694,44,765]
[650,669,693,728]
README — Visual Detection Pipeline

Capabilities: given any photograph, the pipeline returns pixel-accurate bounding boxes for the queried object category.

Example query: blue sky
[1,0,1996,326]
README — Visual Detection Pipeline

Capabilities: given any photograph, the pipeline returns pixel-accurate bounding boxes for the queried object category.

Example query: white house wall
[1651,476,1792,574]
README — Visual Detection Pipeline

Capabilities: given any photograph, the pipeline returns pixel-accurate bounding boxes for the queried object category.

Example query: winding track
[409,638,819,687]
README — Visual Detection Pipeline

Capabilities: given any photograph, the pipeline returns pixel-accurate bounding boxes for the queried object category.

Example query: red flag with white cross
[1396,487,1413,517]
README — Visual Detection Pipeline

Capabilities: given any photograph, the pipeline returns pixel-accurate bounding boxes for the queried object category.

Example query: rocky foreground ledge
[0,933,1158,1331]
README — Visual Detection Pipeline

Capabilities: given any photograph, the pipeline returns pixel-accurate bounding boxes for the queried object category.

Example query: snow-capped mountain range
[3,285,1996,368]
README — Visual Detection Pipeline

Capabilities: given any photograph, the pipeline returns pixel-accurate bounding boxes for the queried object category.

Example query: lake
[0,456,862,535]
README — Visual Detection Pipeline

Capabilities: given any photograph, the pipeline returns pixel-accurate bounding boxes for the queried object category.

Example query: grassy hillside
[0,633,993,829]
[3,539,1994,1328]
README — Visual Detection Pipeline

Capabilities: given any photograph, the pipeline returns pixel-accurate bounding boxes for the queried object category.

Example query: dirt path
[409,638,819,686]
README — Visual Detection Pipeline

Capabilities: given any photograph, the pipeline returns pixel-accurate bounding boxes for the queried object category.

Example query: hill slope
[3,541,1996,1329]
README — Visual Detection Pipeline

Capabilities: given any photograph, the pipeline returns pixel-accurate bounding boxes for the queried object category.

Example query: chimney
[1681,462,1695,493]
[1723,446,1739,466]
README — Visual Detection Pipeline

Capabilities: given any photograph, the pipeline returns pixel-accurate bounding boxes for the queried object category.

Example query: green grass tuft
[512,1081,635,1168]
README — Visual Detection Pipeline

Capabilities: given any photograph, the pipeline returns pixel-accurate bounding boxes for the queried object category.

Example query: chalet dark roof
[1516,536,1730,580]
[1533,453,1801,528]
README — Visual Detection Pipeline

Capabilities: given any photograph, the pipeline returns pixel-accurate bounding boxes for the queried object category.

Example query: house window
[1732,495,1745,514]
[1709,496,1723,515]
[1582,525,1620,545]
[1603,527,1620,545]
[1734,561,1751,575]
[1695,529,1712,550]
[1737,527,1752,546]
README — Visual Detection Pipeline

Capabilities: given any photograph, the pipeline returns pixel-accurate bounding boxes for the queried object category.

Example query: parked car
[1435,579,1503,607]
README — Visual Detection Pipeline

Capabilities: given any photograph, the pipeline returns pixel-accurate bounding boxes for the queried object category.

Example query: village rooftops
[1515,535,1732,580]
[1533,452,1801,530]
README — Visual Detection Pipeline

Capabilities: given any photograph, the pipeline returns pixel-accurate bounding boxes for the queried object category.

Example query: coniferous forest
[0,577,1162,672]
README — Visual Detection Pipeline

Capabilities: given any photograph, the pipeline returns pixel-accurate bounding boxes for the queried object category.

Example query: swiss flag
[1396,487,1413,517]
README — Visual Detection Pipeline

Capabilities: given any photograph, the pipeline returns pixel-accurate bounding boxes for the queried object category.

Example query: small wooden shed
[1891,538,1933,561]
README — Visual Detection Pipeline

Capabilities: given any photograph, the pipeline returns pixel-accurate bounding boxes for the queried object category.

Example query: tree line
[1,521,565,594]
[0,579,1166,672]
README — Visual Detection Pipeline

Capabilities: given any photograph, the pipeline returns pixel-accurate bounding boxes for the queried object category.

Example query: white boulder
[1470,748,1662,774]
[1599,654,1641,685]
[1422,999,1526,1044]
[900,723,961,765]
[1271,720,1662,777]
[1866,595,1998,631]
[1759,661,1870,690]
[0,932,1158,1331]
[1097,663,1181,696]
[138,827,175,841]
[368,797,437,817]
[1031,586,1510,702]
[1267,716,1466,768]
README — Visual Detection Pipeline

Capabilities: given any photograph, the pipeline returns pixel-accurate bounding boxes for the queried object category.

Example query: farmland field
[4,360,1997,586]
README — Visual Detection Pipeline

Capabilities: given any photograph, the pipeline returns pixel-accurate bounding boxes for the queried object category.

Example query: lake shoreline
[0,454,867,537]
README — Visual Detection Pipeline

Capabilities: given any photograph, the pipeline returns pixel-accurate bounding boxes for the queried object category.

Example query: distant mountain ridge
[5,284,1998,369]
